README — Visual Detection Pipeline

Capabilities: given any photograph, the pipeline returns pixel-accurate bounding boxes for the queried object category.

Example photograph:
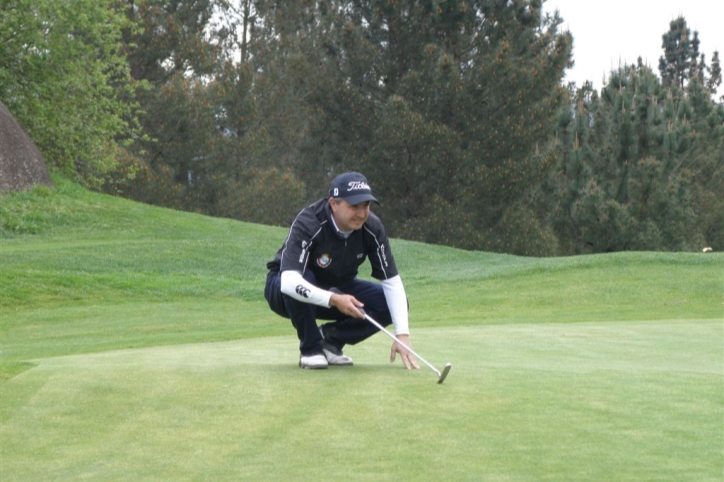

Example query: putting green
[2,319,721,481]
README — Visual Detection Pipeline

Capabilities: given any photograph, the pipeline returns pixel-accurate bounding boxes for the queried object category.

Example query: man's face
[329,198,371,232]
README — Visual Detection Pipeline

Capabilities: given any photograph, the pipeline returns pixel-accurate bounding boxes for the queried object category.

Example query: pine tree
[688,31,703,84]
[659,16,692,89]
[548,45,724,253]
[257,0,572,252]
[707,51,722,99]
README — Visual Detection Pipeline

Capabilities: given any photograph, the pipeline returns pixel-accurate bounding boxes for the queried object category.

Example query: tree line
[2,0,722,255]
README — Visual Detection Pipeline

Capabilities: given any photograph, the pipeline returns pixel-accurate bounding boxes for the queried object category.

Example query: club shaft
[363,314,441,377]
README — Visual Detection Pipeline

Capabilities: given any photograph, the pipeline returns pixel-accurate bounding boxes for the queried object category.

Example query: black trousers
[264,271,393,356]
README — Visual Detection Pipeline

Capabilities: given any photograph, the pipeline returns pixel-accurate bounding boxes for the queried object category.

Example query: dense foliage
[0,0,141,186]
[544,66,723,253]
[1,1,721,254]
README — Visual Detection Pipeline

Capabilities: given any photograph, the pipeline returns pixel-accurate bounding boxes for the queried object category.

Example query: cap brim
[343,193,380,205]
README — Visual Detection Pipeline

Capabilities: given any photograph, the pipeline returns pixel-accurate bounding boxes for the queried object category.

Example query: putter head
[437,363,452,384]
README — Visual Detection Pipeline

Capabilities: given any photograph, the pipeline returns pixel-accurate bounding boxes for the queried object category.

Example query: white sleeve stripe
[301,224,325,275]
[363,225,390,280]
[278,210,305,270]
[279,213,326,275]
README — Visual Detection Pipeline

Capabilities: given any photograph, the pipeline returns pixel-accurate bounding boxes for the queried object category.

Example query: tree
[706,50,722,99]
[546,51,724,254]
[682,75,724,251]
[659,16,692,89]
[0,0,141,185]
[252,0,572,253]
[105,0,309,224]
[119,0,224,187]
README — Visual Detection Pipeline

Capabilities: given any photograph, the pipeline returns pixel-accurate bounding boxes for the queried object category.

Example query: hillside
[1,175,722,374]
[2,177,722,482]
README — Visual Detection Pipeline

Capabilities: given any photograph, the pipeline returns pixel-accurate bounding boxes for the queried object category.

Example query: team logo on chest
[317,253,332,268]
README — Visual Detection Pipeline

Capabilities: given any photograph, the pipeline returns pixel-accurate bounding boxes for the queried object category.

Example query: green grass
[1,176,723,481]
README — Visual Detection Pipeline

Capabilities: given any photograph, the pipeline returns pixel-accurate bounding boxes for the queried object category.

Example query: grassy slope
[1,177,722,481]
[2,177,720,367]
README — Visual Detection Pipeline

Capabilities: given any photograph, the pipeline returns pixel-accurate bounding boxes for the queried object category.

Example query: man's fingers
[346,296,365,318]
[390,344,410,369]
[390,342,419,370]
[400,350,411,369]
[407,353,420,370]
[329,292,365,318]
[354,304,366,319]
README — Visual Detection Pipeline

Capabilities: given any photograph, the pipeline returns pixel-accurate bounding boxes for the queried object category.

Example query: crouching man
[264,172,420,370]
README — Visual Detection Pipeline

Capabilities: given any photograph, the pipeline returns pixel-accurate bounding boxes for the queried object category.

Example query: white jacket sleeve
[381,275,409,336]
[280,270,333,308]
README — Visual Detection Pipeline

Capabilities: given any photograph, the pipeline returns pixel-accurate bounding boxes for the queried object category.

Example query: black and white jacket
[266,198,409,334]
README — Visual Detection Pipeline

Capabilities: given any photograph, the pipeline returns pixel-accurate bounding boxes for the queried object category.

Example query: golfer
[264,172,420,370]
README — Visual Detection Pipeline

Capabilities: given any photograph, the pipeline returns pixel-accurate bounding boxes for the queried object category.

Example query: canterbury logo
[295,285,311,298]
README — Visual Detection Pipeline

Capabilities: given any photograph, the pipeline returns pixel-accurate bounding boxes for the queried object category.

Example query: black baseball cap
[328,172,380,205]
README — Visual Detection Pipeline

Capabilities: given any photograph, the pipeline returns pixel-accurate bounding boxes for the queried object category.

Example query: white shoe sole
[299,363,328,370]
[323,348,354,366]
[299,354,329,369]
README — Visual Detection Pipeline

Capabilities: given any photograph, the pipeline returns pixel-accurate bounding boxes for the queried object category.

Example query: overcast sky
[543,0,724,89]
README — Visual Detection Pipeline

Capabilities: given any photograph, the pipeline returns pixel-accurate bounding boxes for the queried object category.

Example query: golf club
[359,308,452,384]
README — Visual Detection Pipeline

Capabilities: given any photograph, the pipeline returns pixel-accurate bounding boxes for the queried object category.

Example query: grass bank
[1,177,722,481]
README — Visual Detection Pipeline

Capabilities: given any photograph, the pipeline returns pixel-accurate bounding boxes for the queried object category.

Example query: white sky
[543,0,724,89]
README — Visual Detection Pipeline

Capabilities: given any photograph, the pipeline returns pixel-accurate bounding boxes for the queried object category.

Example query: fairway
[2,319,721,481]
[2,179,723,481]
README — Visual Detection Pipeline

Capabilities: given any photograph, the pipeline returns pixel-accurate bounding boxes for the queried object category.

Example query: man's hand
[390,334,420,370]
[329,292,365,318]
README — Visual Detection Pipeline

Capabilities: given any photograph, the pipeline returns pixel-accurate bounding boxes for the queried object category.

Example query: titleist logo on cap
[347,181,370,191]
